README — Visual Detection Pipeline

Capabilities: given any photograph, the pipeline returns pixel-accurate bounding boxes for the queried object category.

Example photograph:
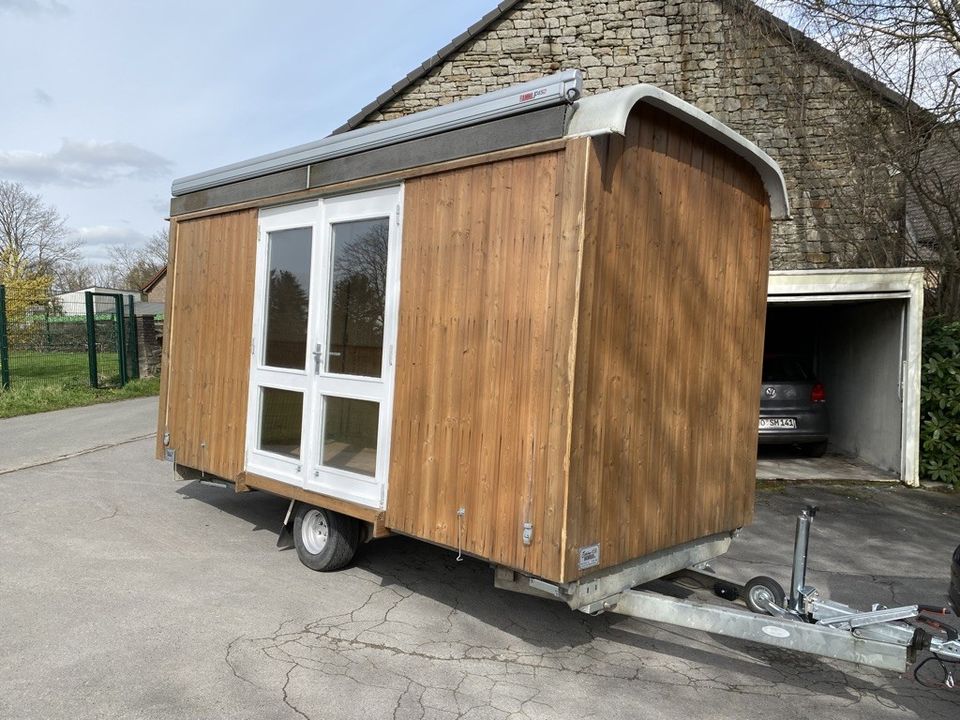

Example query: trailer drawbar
[499,505,960,686]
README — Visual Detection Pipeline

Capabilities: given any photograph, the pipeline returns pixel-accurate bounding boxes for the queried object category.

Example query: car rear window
[762,356,811,382]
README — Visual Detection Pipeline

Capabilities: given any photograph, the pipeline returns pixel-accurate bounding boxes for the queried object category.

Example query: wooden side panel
[564,106,771,581]
[387,148,583,581]
[159,209,258,479]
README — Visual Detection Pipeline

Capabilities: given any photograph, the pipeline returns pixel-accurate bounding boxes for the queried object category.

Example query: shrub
[919,317,960,487]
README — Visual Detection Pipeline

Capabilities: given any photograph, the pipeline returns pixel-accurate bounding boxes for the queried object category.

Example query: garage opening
[761,270,923,486]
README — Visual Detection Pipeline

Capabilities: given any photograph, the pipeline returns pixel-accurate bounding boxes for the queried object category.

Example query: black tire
[743,576,786,615]
[804,440,828,458]
[293,504,359,572]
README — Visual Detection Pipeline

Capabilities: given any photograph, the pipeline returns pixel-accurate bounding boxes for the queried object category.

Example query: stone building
[338,0,910,271]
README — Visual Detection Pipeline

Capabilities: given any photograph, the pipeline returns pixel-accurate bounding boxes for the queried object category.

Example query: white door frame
[245,186,404,508]
[305,186,403,508]
[245,200,319,486]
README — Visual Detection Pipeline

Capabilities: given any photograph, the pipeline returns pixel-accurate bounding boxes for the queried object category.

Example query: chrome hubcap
[750,586,774,609]
[301,509,329,555]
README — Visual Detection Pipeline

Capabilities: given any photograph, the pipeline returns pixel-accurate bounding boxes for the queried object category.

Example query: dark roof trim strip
[169,104,570,216]
[171,70,581,197]
[169,77,790,222]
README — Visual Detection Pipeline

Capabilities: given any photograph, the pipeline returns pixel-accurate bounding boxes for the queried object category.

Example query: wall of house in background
[144,272,167,304]
[355,0,906,272]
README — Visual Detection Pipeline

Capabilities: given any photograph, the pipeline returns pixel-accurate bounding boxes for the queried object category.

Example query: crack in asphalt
[280,663,312,720]
[0,433,156,476]
[94,505,119,522]
[221,553,959,720]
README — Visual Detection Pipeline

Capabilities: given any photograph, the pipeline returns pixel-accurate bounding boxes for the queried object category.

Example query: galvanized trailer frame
[496,506,960,674]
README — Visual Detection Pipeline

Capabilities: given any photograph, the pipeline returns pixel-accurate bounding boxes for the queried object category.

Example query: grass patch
[6,351,94,384]
[0,377,160,418]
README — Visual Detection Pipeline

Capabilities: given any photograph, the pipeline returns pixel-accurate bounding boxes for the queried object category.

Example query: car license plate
[760,418,797,429]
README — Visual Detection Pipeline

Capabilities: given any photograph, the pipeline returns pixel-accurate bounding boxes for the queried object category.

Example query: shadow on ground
[174,479,959,719]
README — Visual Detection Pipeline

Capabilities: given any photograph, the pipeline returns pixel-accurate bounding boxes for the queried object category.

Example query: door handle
[313,343,323,374]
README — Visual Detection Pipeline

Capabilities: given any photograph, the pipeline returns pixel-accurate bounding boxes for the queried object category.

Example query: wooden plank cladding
[384,112,769,584]
[157,209,258,479]
[160,97,774,585]
[564,106,770,580]
[386,149,582,581]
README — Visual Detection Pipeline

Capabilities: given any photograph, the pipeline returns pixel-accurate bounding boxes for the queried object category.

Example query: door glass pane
[327,218,388,377]
[264,227,312,369]
[259,388,303,459]
[322,396,379,476]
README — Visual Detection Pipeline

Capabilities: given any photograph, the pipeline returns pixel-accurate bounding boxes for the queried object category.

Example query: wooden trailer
[159,70,789,600]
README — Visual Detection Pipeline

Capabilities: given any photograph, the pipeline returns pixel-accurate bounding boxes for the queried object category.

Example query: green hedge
[919,317,960,487]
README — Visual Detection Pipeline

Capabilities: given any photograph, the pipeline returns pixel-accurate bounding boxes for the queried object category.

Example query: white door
[306,188,402,507]
[245,186,403,509]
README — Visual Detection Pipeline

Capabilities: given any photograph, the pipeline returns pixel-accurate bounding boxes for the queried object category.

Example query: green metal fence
[0,285,138,391]
[84,291,140,389]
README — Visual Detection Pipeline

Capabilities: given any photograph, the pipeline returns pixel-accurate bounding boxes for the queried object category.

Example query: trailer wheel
[293,504,359,572]
[744,576,785,615]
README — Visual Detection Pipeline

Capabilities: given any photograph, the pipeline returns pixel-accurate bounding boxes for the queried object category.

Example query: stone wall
[359,0,906,270]
[136,314,162,377]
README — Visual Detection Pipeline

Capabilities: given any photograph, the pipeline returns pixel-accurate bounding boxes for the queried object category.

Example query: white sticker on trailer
[762,625,791,639]
[579,544,600,570]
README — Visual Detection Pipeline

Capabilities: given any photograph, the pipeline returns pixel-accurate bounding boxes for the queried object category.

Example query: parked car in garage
[759,354,829,457]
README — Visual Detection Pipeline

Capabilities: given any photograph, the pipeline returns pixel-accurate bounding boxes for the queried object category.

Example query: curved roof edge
[566,85,791,219]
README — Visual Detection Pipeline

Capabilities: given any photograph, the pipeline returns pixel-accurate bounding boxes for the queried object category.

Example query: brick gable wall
[358,0,905,270]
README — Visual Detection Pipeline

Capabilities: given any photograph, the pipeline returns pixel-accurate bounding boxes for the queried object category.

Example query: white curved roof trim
[566,85,791,219]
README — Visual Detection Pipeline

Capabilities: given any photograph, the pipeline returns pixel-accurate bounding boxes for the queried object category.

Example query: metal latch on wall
[522,522,534,546]
[456,507,465,562]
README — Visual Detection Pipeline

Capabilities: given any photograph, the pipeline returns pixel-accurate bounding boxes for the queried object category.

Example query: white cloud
[33,88,53,106]
[149,195,170,216]
[75,224,148,264]
[78,224,147,246]
[0,0,68,15]
[0,139,172,187]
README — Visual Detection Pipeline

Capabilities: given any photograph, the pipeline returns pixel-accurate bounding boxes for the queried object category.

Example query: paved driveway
[0,396,157,473]
[0,405,957,719]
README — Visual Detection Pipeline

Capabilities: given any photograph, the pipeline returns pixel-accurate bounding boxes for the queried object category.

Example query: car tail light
[811,383,826,403]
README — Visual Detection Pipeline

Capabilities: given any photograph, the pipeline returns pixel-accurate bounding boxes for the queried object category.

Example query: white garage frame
[767,268,924,487]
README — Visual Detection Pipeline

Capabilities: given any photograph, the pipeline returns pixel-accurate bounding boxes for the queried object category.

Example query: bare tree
[757,1,960,317]
[53,263,96,292]
[762,2,959,106]
[0,180,77,280]
[104,227,168,290]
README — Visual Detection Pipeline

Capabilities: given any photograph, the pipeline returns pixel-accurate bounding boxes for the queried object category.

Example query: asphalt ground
[0,396,156,474]
[0,399,957,719]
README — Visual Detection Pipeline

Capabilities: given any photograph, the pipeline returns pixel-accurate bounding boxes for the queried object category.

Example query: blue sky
[0,0,498,264]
